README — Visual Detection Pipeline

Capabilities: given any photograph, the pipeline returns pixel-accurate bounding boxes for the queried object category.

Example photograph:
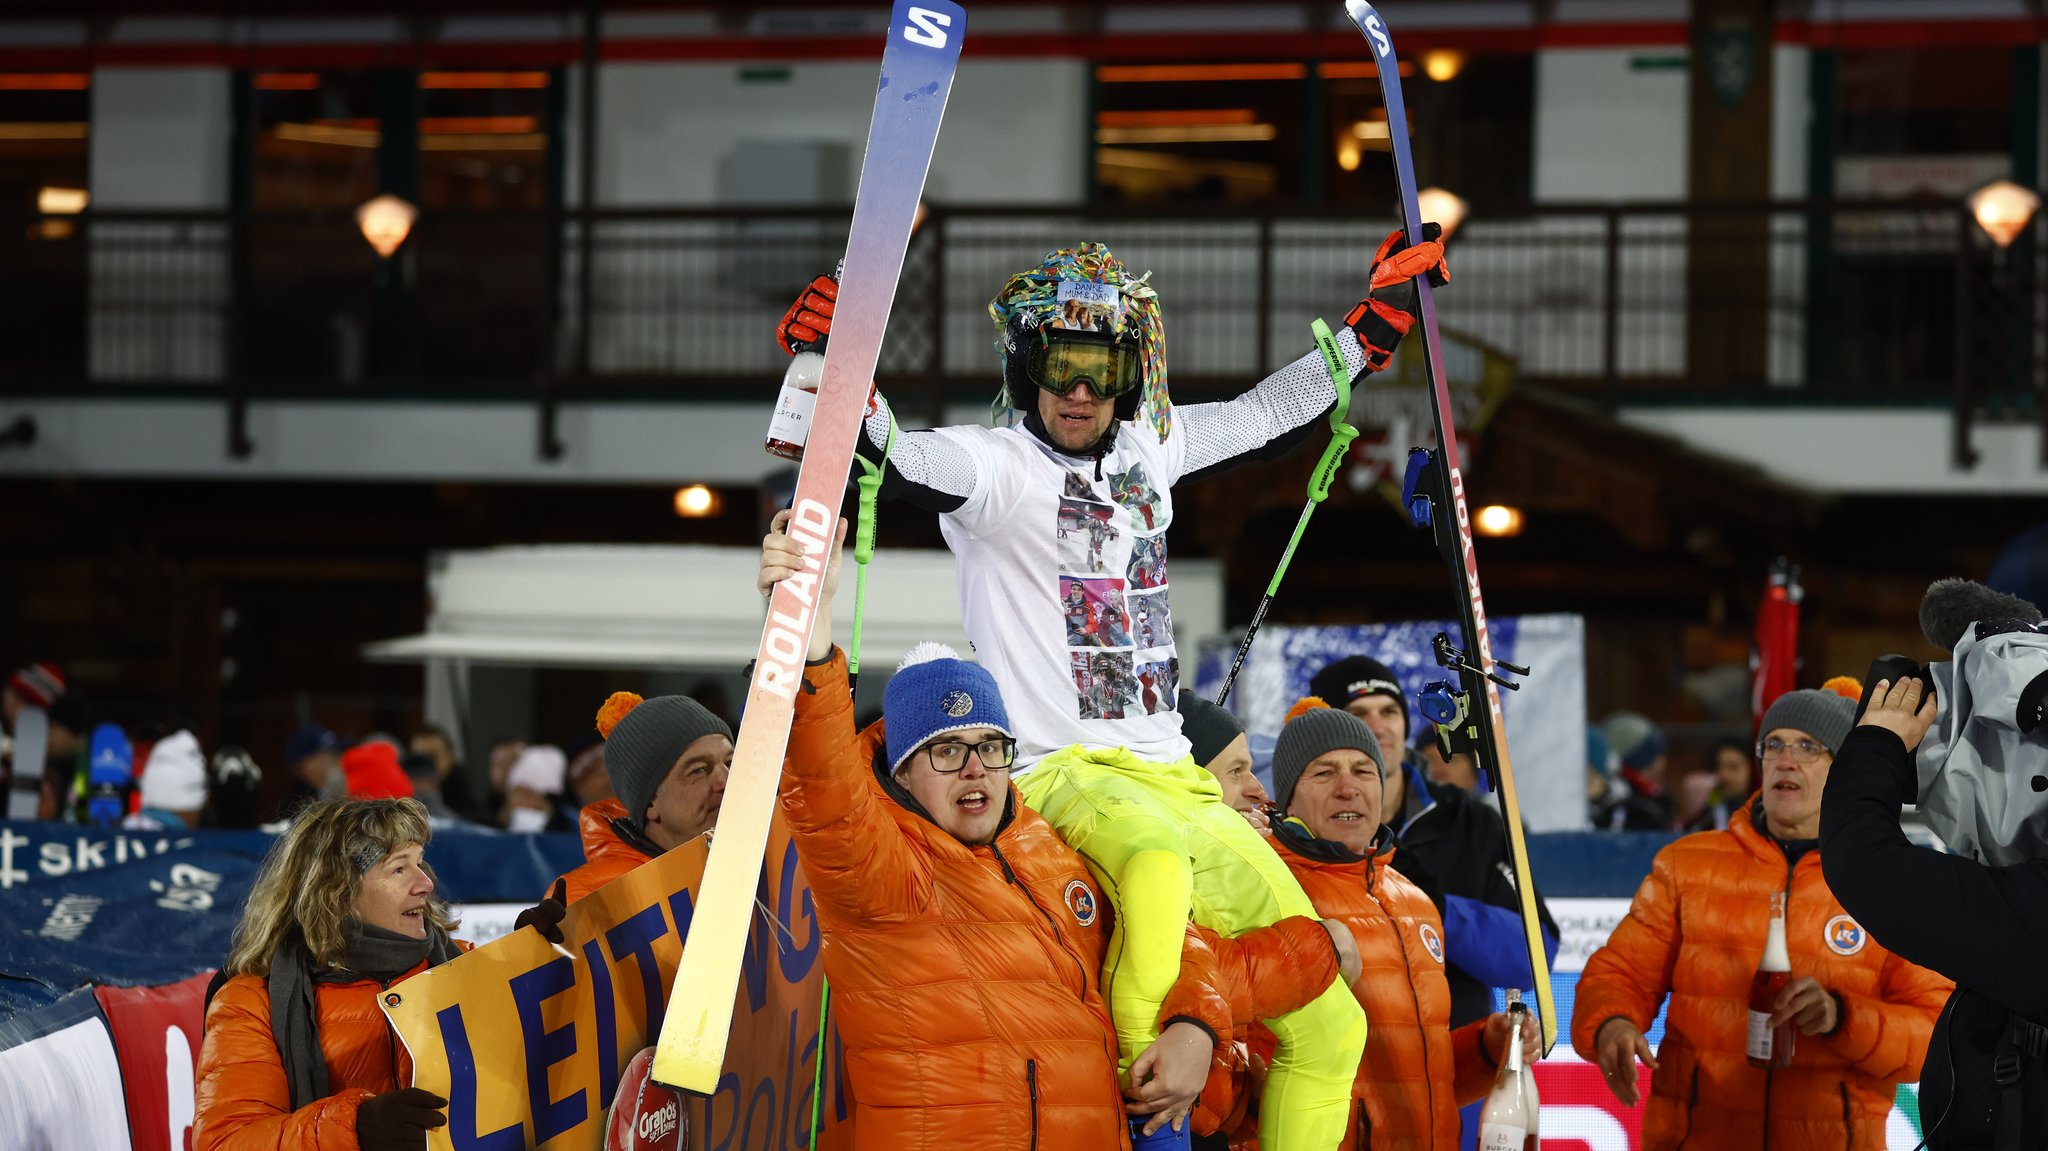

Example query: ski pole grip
[1307,318,1360,504]
[1312,318,1352,433]
[853,466,883,564]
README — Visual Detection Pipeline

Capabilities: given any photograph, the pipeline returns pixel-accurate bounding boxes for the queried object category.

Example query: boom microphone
[1920,577,2042,652]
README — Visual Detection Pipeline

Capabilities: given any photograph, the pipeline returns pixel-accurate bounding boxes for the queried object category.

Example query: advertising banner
[382,815,849,1151]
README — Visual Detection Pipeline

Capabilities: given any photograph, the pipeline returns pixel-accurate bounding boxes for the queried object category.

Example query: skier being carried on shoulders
[775,227,1448,1151]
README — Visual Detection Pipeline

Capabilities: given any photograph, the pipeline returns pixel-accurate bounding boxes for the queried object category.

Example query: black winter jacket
[1821,725,2048,1149]
[1388,756,1561,1029]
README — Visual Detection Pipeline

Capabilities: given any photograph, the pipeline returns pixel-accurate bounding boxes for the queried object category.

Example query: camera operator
[1821,674,2048,1148]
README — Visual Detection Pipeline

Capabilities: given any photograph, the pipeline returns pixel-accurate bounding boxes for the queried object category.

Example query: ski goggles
[1019,327,1143,400]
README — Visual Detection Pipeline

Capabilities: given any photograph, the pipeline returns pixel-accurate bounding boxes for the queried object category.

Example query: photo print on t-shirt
[1063,470,1098,501]
[1134,657,1179,716]
[1108,463,1164,531]
[1129,588,1173,650]
[1056,498,1119,575]
[1073,650,1137,720]
[1061,576,1131,648]
[1127,534,1166,590]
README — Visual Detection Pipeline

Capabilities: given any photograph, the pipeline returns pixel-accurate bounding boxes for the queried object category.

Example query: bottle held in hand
[765,339,827,462]
[1478,993,1530,1151]
[1746,891,1795,1069]
[1511,992,1541,1148]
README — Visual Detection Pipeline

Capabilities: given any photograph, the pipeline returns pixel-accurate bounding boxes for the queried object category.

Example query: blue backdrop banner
[0,821,584,1016]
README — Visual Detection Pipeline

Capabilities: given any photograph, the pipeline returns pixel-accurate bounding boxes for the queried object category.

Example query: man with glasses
[760,515,1360,1149]
[776,230,1446,1151]
[1571,687,1950,1148]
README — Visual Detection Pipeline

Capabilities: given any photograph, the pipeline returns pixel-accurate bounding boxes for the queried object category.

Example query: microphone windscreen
[1920,578,2042,651]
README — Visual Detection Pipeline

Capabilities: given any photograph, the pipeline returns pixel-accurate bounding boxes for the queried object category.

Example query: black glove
[515,878,568,945]
[355,1087,448,1151]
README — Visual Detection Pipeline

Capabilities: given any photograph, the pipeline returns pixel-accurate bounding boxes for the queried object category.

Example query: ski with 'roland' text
[652,0,966,1094]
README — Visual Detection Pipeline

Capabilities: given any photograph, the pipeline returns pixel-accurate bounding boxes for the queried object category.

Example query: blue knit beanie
[884,643,1014,772]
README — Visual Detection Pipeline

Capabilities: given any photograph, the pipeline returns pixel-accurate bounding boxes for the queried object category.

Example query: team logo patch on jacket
[1824,914,1867,956]
[1419,922,1444,964]
[1064,879,1098,926]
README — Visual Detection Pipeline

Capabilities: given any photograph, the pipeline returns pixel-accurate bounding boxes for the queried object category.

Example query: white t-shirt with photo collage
[930,420,1188,768]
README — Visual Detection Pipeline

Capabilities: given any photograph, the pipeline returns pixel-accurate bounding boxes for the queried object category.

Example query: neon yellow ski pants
[1017,744,1365,1151]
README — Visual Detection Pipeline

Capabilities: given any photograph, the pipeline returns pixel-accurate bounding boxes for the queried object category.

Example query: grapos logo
[1365,15,1391,57]
[904,6,952,48]
[637,1099,678,1143]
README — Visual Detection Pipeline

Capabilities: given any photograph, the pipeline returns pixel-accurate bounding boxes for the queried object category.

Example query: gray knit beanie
[597,693,733,828]
[1758,689,1856,755]
[1272,705,1383,810]
[1176,689,1244,768]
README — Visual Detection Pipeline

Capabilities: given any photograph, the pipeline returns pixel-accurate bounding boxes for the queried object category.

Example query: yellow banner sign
[382,817,850,1150]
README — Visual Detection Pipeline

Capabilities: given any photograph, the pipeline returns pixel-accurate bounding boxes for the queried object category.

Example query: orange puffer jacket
[1264,823,1496,1151]
[194,944,467,1151]
[555,798,653,904]
[1572,798,1952,1150]
[782,650,1132,1150]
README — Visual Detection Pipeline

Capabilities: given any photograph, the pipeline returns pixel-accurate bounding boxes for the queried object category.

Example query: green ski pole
[1214,319,1357,707]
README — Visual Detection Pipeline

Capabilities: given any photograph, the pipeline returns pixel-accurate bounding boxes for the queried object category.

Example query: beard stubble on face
[1036,386,1114,453]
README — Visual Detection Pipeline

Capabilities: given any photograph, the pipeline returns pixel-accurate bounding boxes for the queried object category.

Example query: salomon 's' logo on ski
[905,6,952,47]
[1363,14,1391,57]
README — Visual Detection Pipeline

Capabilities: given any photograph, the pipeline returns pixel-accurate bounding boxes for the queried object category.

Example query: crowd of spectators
[0,658,675,838]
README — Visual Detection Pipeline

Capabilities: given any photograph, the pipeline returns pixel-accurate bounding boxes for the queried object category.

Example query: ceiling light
[1969,178,2040,249]
[37,186,87,215]
[674,485,721,518]
[1417,187,1469,239]
[1474,505,1523,538]
[356,194,417,258]
[1422,50,1467,83]
[1095,124,1277,145]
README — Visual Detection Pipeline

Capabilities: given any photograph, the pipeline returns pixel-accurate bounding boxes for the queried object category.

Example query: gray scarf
[268,919,458,1110]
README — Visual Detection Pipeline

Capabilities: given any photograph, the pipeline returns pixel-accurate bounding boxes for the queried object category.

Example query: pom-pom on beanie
[1271,698,1383,810]
[1758,688,1857,755]
[884,642,1013,772]
[597,691,733,830]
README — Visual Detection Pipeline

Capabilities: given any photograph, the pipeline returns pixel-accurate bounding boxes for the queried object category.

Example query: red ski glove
[1344,222,1449,372]
[776,273,839,356]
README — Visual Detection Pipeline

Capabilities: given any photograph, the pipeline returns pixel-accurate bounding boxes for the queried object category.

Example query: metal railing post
[1954,203,1979,470]
[1602,208,1622,410]
[1255,213,1274,373]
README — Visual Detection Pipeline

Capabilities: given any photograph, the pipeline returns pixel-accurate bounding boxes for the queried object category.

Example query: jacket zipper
[1027,1057,1040,1151]
[988,842,1092,1001]
[1675,1065,1700,1148]
[1368,864,1440,1148]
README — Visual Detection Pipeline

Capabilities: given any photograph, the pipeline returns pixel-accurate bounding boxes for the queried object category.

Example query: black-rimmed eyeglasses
[921,737,1018,773]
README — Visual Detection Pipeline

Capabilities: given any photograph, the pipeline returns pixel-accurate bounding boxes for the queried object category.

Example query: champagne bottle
[1512,992,1541,1149]
[1477,993,1530,1151]
[764,338,827,462]
[1746,891,1795,1069]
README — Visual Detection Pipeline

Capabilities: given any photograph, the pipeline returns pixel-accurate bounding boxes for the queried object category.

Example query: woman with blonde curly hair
[194,797,468,1151]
